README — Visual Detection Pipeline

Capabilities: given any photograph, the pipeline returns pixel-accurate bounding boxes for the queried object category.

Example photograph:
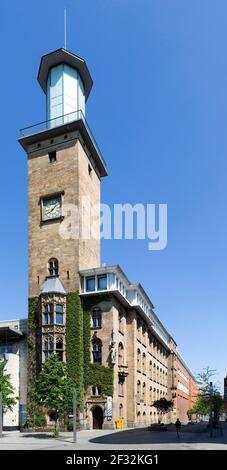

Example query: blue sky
[1,0,226,388]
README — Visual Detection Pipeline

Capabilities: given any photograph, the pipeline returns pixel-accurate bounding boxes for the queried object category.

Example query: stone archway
[92,406,104,429]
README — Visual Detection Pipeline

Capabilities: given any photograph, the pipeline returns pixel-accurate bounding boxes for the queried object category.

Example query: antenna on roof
[64,7,67,50]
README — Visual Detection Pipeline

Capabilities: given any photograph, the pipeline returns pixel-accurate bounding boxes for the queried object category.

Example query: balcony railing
[19,110,107,168]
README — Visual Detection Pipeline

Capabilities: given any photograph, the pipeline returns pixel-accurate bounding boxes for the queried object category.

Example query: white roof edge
[80,264,174,342]
[176,350,198,382]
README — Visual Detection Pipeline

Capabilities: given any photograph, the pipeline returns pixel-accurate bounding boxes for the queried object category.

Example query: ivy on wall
[88,364,114,397]
[28,291,114,414]
[28,297,40,388]
[66,292,84,411]
[82,295,114,397]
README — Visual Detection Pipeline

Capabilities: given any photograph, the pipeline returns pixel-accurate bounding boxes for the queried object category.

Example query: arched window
[43,336,54,360]
[150,386,153,405]
[142,324,146,337]
[48,258,59,276]
[142,382,146,399]
[118,342,124,366]
[137,380,141,396]
[137,348,141,370]
[92,338,102,364]
[142,352,146,374]
[149,360,152,378]
[118,376,125,396]
[137,317,141,331]
[56,336,64,361]
[119,310,124,333]
[92,308,102,328]
[119,403,123,418]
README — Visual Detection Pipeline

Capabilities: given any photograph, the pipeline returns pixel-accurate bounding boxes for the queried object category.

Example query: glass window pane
[56,313,63,325]
[56,304,63,313]
[49,304,54,312]
[98,275,107,290]
[86,277,95,292]
[49,313,54,324]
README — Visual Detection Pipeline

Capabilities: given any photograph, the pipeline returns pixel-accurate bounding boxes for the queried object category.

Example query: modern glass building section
[46,63,85,127]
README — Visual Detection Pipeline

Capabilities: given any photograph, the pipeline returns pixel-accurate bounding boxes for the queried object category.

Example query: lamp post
[73,388,77,444]
[209,381,213,438]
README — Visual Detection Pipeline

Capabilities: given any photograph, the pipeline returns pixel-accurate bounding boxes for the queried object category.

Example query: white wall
[1,354,19,428]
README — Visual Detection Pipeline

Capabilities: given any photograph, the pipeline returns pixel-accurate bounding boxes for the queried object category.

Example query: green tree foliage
[196,366,224,421]
[30,353,73,436]
[0,360,17,413]
[153,398,173,417]
[187,395,209,418]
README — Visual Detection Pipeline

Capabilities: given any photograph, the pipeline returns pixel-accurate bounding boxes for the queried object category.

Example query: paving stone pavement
[0,423,227,450]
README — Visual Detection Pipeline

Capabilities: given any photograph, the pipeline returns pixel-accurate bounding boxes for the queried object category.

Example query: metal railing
[19,110,107,168]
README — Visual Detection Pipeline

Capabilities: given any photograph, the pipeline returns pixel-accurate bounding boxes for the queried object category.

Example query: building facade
[0,319,28,430]
[16,47,198,430]
[176,353,200,423]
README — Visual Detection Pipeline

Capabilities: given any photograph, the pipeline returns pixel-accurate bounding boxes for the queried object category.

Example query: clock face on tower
[42,195,61,221]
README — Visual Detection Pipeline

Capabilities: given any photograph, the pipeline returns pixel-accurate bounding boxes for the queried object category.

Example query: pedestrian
[175,418,181,438]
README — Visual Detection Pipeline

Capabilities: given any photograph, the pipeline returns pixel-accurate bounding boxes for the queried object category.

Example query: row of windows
[91,308,125,333]
[43,304,64,325]
[91,338,126,366]
[86,275,107,292]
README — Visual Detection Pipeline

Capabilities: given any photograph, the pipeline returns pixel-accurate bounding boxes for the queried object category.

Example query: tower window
[49,151,56,163]
[49,258,59,276]
[88,164,92,175]
[56,336,64,361]
[92,338,102,364]
[56,304,64,325]
[92,308,102,328]
[44,336,54,360]
[44,304,54,325]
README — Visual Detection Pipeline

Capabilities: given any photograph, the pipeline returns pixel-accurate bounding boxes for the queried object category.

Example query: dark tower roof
[37,48,93,101]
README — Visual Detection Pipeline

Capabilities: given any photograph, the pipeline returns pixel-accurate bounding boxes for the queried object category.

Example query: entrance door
[92,406,104,429]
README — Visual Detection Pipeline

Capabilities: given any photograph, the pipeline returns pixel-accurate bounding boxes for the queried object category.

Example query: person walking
[175,418,181,438]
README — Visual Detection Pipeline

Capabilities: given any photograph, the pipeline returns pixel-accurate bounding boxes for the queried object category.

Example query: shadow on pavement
[22,433,52,439]
[89,424,227,446]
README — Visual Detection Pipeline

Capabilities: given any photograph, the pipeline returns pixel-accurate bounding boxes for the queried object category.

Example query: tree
[187,395,209,420]
[196,366,224,427]
[0,360,17,427]
[30,353,74,436]
[153,398,173,422]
